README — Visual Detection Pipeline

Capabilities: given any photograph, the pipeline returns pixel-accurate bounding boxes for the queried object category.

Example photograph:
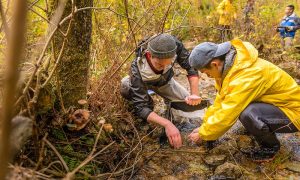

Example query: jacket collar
[284,13,296,19]
[221,47,236,80]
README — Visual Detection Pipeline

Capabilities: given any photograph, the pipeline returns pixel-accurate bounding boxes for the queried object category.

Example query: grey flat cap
[189,41,231,69]
[148,33,177,59]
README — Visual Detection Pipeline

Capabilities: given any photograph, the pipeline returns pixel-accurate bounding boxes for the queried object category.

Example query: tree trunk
[51,0,92,109]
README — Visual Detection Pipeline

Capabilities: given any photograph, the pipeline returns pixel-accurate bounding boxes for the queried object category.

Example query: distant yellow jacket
[217,0,236,26]
[199,39,300,140]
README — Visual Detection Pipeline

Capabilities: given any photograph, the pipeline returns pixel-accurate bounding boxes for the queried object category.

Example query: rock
[283,162,300,173]
[213,162,243,179]
[237,135,253,150]
[146,160,167,176]
[210,141,238,156]
[172,163,188,175]
[204,155,227,166]
[188,163,210,175]
[10,116,33,155]
[168,155,182,163]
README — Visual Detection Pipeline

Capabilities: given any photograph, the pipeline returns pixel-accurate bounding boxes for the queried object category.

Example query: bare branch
[124,0,137,46]
[43,138,69,172]
[0,0,28,179]
[160,0,173,33]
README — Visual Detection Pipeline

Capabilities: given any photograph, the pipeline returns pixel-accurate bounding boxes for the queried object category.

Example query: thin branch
[64,141,115,179]
[0,1,28,179]
[15,5,132,108]
[160,0,173,33]
[123,0,137,46]
[43,138,69,172]
[28,6,66,36]
[108,127,157,179]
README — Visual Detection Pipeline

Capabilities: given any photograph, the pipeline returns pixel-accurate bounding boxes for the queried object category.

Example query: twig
[91,124,104,155]
[262,168,272,180]
[28,5,66,36]
[93,146,159,179]
[14,25,59,107]
[0,1,28,179]
[88,1,164,96]
[15,5,134,108]
[109,127,157,178]
[160,0,173,33]
[64,141,115,179]
[35,133,48,170]
[123,0,137,46]
[74,7,131,20]
[43,138,69,172]
[39,160,64,173]
[14,0,69,107]
[9,164,52,180]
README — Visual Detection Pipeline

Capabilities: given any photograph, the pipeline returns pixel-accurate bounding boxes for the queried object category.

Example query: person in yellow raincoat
[188,39,300,162]
[217,0,237,41]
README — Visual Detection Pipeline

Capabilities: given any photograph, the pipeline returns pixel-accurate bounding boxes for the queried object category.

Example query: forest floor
[132,61,300,179]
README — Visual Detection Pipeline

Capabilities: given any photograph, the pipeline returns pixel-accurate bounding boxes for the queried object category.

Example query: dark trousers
[239,103,298,148]
[220,25,232,42]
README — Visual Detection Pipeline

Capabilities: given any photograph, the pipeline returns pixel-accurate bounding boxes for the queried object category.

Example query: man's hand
[188,127,202,143]
[164,122,182,149]
[185,94,202,106]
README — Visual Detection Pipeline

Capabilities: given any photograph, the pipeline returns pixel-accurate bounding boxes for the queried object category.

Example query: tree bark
[50,0,93,109]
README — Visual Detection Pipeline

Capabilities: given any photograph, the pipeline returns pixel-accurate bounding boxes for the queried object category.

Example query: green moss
[51,128,66,141]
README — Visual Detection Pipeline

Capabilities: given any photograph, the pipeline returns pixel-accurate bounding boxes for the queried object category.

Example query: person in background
[277,5,300,50]
[217,0,237,42]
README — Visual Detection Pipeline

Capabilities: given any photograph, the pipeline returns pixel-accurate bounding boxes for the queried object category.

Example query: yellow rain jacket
[217,0,236,26]
[199,39,300,140]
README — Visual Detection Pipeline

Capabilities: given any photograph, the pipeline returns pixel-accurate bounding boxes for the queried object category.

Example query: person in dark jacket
[121,33,202,149]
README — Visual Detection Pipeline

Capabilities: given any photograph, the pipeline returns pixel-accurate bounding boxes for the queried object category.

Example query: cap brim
[214,42,231,57]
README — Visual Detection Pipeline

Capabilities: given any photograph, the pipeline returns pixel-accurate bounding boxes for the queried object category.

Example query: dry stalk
[0,1,27,179]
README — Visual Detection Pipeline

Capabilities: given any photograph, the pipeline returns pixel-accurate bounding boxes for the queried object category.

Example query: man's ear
[210,61,219,68]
